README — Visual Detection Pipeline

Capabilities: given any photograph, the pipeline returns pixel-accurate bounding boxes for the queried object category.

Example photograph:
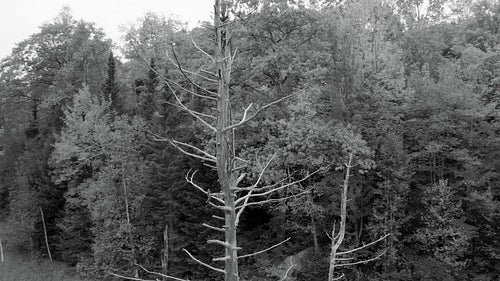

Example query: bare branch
[188,69,217,83]
[204,163,218,170]
[223,93,296,132]
[245,152,277,189]
[235,189,252,227]
[168,45,218,97]
[128,37,216,101]
[186,170,224,204]
[162,100,218,120]
[236,183,293,203]
[237,165,327,193]
[165,82,217,132]
[235,166,327,206]
[331,273,345,281]
[192,37,216,63]
[326,230,333,241]
[335,249,388,267]
[200,69,217,78]
[152,134,216,163]
[202,223,225,232]
[135,263,192,281]
[336,234,391,256]
[212,215,224,221]
[213,256,231,262]
[279,257,296,281]
[331,256,355,262]
[240,103,253,124]
[327,221,336,241]
[171,139,216,161]
[236,188,312,209]
[235,172,246,186]
[207,239,231,248]
[164,74,218,100]
[108,272,155,281]
[182,248,225,274]
[236,177,288,192]
[187,69,218,83]
[239,237,291,259]
[235,153,276,221]
[231,47,238,65]
[127,46,217,124]
[208,201,226,210]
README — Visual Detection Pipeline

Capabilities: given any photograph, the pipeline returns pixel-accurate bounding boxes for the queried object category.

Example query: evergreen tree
[102,50,120,111]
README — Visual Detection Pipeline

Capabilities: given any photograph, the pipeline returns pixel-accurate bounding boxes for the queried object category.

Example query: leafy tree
[0,2,499,281]
[0,8,111,256]
[413,180,475,269]
[51,86,150,278]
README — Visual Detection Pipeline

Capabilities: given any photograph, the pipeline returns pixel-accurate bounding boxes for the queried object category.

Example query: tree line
[0,0,499,280]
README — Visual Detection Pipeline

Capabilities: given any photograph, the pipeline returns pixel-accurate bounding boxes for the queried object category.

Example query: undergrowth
[0,247,89,281]
[0,221,88,281]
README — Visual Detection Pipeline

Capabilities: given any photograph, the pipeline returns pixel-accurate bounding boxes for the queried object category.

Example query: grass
[0,221,93,281]
[0,246,90,281]
[0,220,89,281]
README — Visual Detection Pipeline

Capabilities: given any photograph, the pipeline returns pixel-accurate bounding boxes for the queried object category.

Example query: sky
[0,0,214,60]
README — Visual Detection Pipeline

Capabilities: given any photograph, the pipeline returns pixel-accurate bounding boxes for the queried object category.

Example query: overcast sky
[0,0,213,60]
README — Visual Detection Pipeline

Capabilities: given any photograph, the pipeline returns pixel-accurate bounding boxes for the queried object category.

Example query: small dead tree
[0,236,4,263]
[39,207,52,263]
[121,162,139,278]
[161,224,168,281]
[328,153,389,281]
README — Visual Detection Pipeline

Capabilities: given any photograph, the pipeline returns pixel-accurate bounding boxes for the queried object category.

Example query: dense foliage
[0,1,499,280]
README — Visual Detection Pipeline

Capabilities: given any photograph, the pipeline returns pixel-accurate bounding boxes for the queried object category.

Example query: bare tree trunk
[214,1,239,280]
[356,218,363,247]
[122,162,138,278]
[39,207,52,262]
[307,173,319,254]
[0,237,4,263]
[312,214,319,254]
[29,236,34,260]
[328,155,351,281]
[327,154,389,280]
[162,224,169,281]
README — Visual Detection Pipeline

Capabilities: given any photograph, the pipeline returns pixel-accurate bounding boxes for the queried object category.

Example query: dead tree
[328,154,389,281]
[0,236,4,263]
[39,207,52,263]
[121,162,139,278]
[161,224,168,281]
[111,1,322,281]
[153,1,320,280]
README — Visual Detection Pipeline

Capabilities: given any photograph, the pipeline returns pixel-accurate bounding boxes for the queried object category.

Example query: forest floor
[0,244,87,281]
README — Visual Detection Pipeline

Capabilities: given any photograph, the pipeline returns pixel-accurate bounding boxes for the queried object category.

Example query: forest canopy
[0,0,499,280]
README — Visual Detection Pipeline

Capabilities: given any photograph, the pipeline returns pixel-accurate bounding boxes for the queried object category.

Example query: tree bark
[214,1,239,280]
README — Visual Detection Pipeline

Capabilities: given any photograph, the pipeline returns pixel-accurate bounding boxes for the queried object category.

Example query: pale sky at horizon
[0,0,213,60]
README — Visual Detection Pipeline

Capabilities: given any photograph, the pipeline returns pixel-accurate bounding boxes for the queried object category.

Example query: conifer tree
[102,51,120,110]
[139,58,159,120]
[146,58,159,94]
